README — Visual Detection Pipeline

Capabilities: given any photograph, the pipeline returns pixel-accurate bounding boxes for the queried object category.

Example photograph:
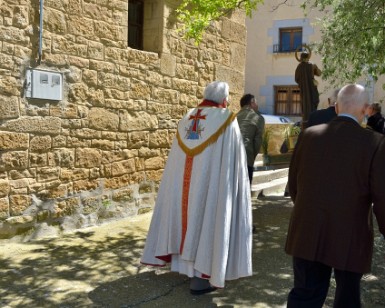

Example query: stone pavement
[0,196,384,307]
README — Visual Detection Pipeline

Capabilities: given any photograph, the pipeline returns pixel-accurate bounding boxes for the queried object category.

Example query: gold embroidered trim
[180,155,193,254]
[176,112,237,157]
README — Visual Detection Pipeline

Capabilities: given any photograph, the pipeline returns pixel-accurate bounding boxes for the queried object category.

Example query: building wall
[245,0,385,115]
[371,76,385,106]
[0,0,246,238]
[245,0,329,118]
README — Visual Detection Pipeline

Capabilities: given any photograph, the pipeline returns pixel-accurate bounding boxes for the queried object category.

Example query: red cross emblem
[188,109,206,133]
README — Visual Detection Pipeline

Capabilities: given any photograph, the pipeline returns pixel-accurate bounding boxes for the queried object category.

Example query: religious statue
[295,45,322,123]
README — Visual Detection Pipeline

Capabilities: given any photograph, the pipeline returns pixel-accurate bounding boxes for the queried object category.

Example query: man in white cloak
[141,81,252,295]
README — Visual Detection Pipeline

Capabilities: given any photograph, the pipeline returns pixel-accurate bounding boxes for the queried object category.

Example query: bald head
[336,84,369,123]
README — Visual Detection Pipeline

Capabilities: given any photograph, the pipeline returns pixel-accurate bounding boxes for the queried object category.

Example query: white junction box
[25,68,63,101]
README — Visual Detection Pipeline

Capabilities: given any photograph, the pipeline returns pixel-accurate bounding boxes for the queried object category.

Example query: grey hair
[370,102,382,113]
[203,81,229,104]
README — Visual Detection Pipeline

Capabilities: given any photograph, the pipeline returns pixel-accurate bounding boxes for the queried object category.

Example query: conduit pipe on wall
[38,0,44,64]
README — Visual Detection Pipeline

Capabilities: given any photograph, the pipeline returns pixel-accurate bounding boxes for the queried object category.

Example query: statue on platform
[295,45,322,123]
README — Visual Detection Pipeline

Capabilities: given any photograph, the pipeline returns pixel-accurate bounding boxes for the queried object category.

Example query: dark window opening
[274,85,301,116]
[128,0,144,50]
[273,27,302,53]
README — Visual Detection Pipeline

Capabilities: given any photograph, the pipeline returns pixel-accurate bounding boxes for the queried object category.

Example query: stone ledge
[0,215,36,239]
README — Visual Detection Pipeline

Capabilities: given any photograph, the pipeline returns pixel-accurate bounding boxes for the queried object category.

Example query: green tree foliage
[176,0,385,87]
[176,0,263,43]
[304,0,385,87]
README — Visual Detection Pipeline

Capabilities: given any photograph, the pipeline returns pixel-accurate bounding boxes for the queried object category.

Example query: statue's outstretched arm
[313,64,322,76]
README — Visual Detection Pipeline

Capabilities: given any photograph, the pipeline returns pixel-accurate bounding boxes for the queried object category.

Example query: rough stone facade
[0,0,247,238]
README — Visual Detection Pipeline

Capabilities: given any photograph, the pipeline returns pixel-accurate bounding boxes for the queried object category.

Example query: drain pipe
[38,0,44,64]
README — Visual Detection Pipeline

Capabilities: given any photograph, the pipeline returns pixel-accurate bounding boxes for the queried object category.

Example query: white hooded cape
[141,106,252,288]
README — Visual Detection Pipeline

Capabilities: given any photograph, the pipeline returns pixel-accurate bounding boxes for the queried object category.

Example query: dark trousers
[287,257,363,308]
[247,165,254,185]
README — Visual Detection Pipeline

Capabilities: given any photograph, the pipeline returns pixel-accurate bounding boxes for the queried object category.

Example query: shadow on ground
[0,196,384,307]
[0,222,150,307]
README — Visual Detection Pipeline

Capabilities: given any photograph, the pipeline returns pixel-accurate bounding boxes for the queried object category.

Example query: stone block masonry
[0,0,246,239]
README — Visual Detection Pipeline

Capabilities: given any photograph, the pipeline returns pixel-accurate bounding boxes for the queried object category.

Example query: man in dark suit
[286,84,385,308]
[366,102,385,134]
[307,89,339,127]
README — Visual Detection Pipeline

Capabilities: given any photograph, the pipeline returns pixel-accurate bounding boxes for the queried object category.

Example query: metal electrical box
[25,68,63,101]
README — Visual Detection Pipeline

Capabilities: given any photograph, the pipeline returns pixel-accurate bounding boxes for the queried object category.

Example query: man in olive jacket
[237,94,265,184]
[286,84,385,307]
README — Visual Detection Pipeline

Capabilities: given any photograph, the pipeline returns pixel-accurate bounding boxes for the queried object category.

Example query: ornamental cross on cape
[185,108,207,139]
[176,107,237,157]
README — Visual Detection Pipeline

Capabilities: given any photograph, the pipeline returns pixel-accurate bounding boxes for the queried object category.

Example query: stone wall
[0,0,247,239]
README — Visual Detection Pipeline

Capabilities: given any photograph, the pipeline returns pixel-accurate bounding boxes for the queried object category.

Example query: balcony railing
[273,44,304,53]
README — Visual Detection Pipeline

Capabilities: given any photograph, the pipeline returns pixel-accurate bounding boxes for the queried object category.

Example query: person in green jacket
[237,94,265,184]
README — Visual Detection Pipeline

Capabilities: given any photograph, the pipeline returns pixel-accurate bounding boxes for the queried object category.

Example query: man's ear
[361,104,369,115]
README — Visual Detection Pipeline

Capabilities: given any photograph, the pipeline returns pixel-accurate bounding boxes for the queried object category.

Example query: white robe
[141,106,252,288]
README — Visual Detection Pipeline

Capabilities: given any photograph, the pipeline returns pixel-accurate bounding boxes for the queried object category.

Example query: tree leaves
[175,0,263,43]
[176,0,385,87]
[306,0,385,87]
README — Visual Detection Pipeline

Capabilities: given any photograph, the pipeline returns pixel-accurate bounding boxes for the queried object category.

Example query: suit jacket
[307,106,337,127]
[367,112,384,134]
[286,116,385,273]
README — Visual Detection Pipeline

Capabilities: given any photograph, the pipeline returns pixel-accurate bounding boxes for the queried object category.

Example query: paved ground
[0,196,384,307]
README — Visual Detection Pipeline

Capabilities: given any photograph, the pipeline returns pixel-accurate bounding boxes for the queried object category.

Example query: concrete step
[254,154,264,167]
[252,168,288,183]
[251,155,289,198]
[251,176,288,198]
